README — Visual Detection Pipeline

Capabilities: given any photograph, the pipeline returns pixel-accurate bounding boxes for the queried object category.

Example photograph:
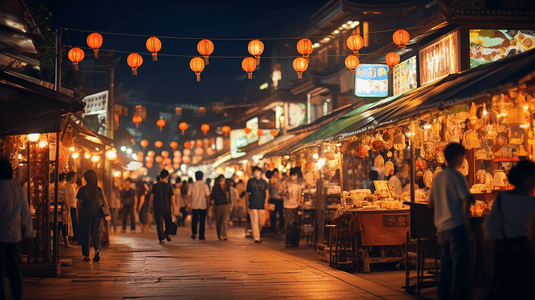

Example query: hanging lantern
[392,29,410,51]
[194,147,204,156]
[86,32,103,59]
[174,150,181,157]
[182,156,191,164]
[175,107,182,116]
[271,129,279,137]
[179,122,188,135]
[197,107,206,114]
[345,55,360,74]
[147,150,155,157]
[68,47,84,71]
[244,127,252,134]
[346,35,364,57]
[140,139,148,148]
[222,126,231,137]
[297,38,313,59]
[203,138,211,147]
[248,39,264,65]
[197,39,214,65]
[206,147,215,156]
[146,36,162,61]
[293,57,308,79]
[386,52,400,71]
[183,148,191,156]
[156,119,166,132]
[195,140,204,148]
[190,57,205,82]
[127,53,143,76]
[155,141,163,148]
[184,141,192,149]
[173,163,180,170]
[146,161,153,169]
[173,156,182,164]
[155,156,163,163]
[161,151,169,158]
[170,141,178,150]
[146,156,154,162]
[201,124,210,135]
[132,116,143,128]
[257,129,264,136]
[242,57,256,79]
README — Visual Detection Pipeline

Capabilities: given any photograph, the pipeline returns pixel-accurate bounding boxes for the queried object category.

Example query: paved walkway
[17,224,438,300]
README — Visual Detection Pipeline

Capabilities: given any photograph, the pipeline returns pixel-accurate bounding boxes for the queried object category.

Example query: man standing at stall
[428,143,474,300]
[246,166,269,243]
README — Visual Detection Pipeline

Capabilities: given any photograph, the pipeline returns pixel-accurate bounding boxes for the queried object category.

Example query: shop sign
[383,214,409,227]
[82,90,109,137]
[355,64,389,97]
[246,117,259,144]
[230,129,247,158]
[470,29,535,69]
[258,130,275,146]
[288,103,306,128]
[419,31,459,86]
[393,56,417,96]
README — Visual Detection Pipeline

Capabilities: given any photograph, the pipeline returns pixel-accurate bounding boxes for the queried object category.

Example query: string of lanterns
[68,28,410,81]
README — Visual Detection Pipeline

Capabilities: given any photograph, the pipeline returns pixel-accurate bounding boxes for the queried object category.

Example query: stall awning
[66,117,114,151]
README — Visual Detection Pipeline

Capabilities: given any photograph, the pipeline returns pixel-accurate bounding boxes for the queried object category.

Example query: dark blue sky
[41,0,328,106]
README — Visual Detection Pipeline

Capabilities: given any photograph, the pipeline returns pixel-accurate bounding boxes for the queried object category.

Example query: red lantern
[86,32,103,59]
[127,53,143,76]
[190,57,205,82]
[345,55,360,73]
[197,39,214,65]
[194,147,204,156]
[147,150,155,157]
[346,35,364,57]
[145,156,154,162]
[179,122,188,135]
[173,163,180,169]
[140,139,148,148]
[244,127,252,134]
[146,162,153,169]
[155,156,163,163]
[248,39,264,65]
[297,38,313,59]
[146,36,162,61]
[242,57,256,79]
[170,141,178,150]
[257,129,264,136]
[184,141,192,149]
[222,126,231,136]
[155,141,163,148]
[161,150,169,158]
[392,29,410,51]
[293,57,308,79]
[163,157,172,165]
[271,129,279,137]
[195,140,204,148]
[386,52,400,70]
[182,156,191,164]
[183,149,191,156]
[201,124,210,135]
[68,47,84,71]
[132,116,143,128]
[156,119,166,132]
[174,150,181,157]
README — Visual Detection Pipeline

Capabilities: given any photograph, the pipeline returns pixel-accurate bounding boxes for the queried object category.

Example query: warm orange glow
[190,57,205,81]
[127,53,143,75]
[222,125,231,136]
[346,35,364,56]
[146,36,162,61]
[244,127,251,134]
[184,141,192,149]
[248,39,264,65]
[386,52,400,67]
[182,156,191,164]
[155,156,163,163]
[197,39,214,65]
[195,140,204,148]
[68,47,84,71]
[297,38,313,58]
[257,129,264,136]
[179,122,188,135]
[201,124,210,135]
[292,57,308,79]
[132,116,143,128]
[155,141,163,148]
[140,139,148,148]
[156,119,166,132]
[392,29,410,51]
[170,141,178,150]
[242,57,256,79]
[271,129,279,137]
[345,55,360,73]
[86,32,103,59]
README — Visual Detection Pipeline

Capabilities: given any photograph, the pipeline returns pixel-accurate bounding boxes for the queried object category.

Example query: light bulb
[72,153,79,159]
[28,133,40,142]
[91,155,100,162]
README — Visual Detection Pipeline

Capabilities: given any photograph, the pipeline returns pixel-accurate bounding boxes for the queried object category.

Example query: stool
[326,223,356,269]
[405,231,439,295]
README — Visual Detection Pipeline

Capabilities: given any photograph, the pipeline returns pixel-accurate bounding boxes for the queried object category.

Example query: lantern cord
[63,25,422,41]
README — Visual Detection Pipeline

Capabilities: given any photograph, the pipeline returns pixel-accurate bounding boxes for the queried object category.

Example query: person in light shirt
[187,171,210,240]
[64,171,78,241]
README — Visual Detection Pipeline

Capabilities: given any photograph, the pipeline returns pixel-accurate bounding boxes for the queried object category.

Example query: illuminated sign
[246,117,259,144]
[230,129,247,158]
[393,56,417,96]
[470,29,535,68]
[82,90,109,137]
[419,31,459,85]
[355,64,389,97]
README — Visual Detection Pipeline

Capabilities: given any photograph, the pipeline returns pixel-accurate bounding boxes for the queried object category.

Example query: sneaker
[254,240,262,243]
[191,235,196,240]
[83,256,90,261]
[93,250,101,262]
[199,237,205,241]
[166,236,171,242]
[223,238,228,241]
[159,240,165,244]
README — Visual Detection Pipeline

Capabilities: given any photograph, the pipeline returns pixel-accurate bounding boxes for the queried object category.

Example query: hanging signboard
[470,29,535,68]
[246,117,259,144]
[230,129,247,158]
[419,31,459,86]
[354,64,389,97]
[393,56,417,96]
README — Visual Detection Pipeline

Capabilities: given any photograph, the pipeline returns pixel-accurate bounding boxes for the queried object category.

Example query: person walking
[120,178,137,233]
[76,170,109,262]
[483,160,535,300]
[109,180,121,233]
[428,143,473,300]
[179,180,189,227]
[64,171,78,241]
[0,159,34,300]
[187,171,210,240]
[281,168,303,247]
[150,170,175,244]
[211,175,231,240]
[268,168,285,234]
[50,173,73,248]
[137,182,150,233]
[246,166,269,243]
[173,180,184,227]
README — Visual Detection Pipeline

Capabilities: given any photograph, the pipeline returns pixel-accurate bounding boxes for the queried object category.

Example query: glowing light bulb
[72,153,79,159]
[28,133,40,142]
[91,155,100,162]
[313,153,319,159]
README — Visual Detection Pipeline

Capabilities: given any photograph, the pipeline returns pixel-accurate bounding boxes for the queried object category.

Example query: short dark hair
[66,171,76,181]
[195,171,204,180]
[289,168,299,176]
[124,178,132,182]
[444,143,465,164]
[508,159,535,187]
[265,170,273,179]
[0,159,13,180]
[272,168,279,173]
[59,173,66,181]
[369,170,379,181]
[252,166,262,173]
[160,169,169,179]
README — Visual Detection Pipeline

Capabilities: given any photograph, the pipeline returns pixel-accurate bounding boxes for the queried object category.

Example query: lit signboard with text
[470,29,535,68]
[246,117,259,144]
[230,129,247,158]
[419,31,459,85]
[355,64,389,97]
[393,56,417,96]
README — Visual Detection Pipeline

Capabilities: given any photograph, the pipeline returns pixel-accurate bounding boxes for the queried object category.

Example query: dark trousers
[437,224,470,300]
[70,207,78,241]
[109,208,119,231]
[191,209,207,239]
[284,208,301,246]
[122,206,136,231]
[79,206,102,257]
[177,206,188,227]
[269,198,284,231]
[154,211,173,241]
[0,242,22,300]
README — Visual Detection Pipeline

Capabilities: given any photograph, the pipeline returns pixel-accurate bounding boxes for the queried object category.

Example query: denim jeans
[437,224,470,300]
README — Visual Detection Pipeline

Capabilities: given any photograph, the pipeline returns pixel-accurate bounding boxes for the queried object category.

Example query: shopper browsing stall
[281,168,303,247]
[246,166,269,243]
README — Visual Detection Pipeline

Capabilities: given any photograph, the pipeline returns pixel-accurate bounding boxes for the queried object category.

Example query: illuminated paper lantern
[242,57,256,79]
[156,119,166,132]
[197,39,214,65]
[346,35,364,57]
[146,36,162,61]
[345,55,359,73]
[297,38,313,59]
[170,141,178,150]
[179,122,188,135]
[293,57,308,79]
[127,53,143,76]
[248,39,264,65]
[155,141,163,148]
[87,32,103,59]
[132,116,142,128]
[393,29,410,51]
[222,126,231,136]
[190,57,205,82]
[68,47,84,71]
[201,124,210,135]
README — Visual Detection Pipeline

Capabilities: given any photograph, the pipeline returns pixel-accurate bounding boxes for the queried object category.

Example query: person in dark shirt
[120,178,137,232]
[149,170,175,244]
[246,166,269,243]
[210,175,231,240]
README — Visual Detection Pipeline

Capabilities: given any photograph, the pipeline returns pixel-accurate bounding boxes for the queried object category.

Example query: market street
[18,225,436,300]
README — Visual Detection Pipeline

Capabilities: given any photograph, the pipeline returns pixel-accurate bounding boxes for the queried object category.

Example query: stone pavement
[15,224,438,300]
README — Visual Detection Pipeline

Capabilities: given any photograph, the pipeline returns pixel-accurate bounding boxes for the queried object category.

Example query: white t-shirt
[282,181,303,209]
[428,168,471,232]
[0,180,33,243]
[64,181,77,208]
[188,181,210,210]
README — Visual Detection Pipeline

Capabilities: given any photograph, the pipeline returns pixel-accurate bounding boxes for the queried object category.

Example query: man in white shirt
[64,171,78,241]
[0,159,34,300]
[187,171,210,240]
[428,143,474,300]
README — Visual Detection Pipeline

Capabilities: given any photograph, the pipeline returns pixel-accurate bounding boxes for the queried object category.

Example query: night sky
[40,0,329,107]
